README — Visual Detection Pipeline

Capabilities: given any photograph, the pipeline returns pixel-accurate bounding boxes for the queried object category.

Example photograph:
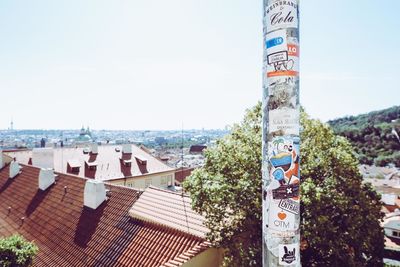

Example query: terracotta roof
[174,167,194,184]
[129,186,209,239]
[6,144,174,181]
[0,163,208,267]
[189,145,207,153]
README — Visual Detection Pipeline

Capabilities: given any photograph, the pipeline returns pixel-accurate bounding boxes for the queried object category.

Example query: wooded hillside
[328,106,400,167]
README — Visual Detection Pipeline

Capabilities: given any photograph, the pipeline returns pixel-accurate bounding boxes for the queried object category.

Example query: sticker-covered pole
[262,0,300,266]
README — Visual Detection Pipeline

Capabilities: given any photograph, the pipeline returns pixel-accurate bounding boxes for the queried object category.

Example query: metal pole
[262,0,300,266]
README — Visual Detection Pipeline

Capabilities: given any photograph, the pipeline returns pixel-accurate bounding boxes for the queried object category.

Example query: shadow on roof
[0,178,14,194]
[93,217,143,266]
[25,188,52,217]
[73,202,107,248]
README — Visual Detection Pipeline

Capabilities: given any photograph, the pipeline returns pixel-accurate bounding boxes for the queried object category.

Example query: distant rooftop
[6,144,174,181]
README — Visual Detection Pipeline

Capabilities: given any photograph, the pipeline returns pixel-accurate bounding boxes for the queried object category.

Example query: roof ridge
[18,163,142,194]
[148,186,190,197]
[131,143,174,170]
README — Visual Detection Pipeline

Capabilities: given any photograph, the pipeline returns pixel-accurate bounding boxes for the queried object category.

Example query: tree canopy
[184,102,384,266]
[0,235,39,267]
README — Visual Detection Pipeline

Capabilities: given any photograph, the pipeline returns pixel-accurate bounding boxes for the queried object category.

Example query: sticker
[267,76,299,109]
[266,29,288,65]
[266,44,299,77]
[265,1,298,33]
[269,107,300,136]
[268,199,298,231]
[266,29,287,51]
[279,244,299,266]
[272,183,299,199]
[267,51,288,65]
[268,136,300,183]
[279,198,299,215]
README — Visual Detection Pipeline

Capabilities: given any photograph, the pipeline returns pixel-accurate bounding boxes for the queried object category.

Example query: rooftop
[129,186,209,239]
[6,144,174,181]
[0,163,208,267]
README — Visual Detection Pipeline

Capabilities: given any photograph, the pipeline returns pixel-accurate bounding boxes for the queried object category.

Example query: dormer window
[120,158,132,167]
[85,160,98,170]
[135,156,147,165]
[67,159,81,173]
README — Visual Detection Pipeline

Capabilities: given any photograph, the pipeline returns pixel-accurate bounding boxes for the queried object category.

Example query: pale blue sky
[0,0,399,130]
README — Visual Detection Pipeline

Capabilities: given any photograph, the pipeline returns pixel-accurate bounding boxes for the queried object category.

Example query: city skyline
[1,0,399,130]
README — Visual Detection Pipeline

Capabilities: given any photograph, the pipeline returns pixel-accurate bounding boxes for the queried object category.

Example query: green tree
[184,103,384,267]
[0,235,39,267]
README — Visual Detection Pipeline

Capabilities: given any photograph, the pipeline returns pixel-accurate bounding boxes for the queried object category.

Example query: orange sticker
[288,44,299,57]
[267,71,299,77]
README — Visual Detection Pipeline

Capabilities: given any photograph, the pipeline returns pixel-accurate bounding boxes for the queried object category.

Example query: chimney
[9,161,22,179]
[0,150,4,169]
[84,180,106,209]
[91,143,98,154]
[122,144,132,154]
[38,168,56,191]
[32,148,54,169]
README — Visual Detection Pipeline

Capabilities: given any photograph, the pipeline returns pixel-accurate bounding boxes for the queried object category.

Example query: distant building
[6,144,176,190]
[40,138,46,148]
[384,214,400,239]
[75,126,93,144]
[189,145,207,154]
[0,161,222,267]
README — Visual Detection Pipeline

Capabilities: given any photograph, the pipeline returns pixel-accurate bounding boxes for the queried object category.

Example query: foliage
[184,103,263,266]
[300,111,384,266]
[184,102,384,267]
[328,106,400,167]
[0,235,38,267]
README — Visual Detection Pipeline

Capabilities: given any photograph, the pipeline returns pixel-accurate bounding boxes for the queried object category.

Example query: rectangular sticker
[272,183,299,199]
[266,44,299,78]
[269,108,300,136]
[279,199,299,215]
[267,51,288,65]
[268,199,298,232]
[266,29,287,52]
[265,1,298,32]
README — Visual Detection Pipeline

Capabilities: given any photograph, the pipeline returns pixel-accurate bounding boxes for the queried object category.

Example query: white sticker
[279,243,299,266]
[266,29,287,64]
[265,1,298,32]
[279,198,299,215]
[268,199,298,232]
[269,108,300,135]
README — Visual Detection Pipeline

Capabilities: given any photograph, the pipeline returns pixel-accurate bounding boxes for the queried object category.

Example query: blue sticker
[273,168,285,181]
[266,37,284,49]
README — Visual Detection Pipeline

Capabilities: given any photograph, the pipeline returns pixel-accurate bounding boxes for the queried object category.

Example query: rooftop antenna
[181,122,184,173]
[180,122,190,233]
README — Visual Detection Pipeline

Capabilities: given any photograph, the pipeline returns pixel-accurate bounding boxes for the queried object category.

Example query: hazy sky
[0,1,399,130]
